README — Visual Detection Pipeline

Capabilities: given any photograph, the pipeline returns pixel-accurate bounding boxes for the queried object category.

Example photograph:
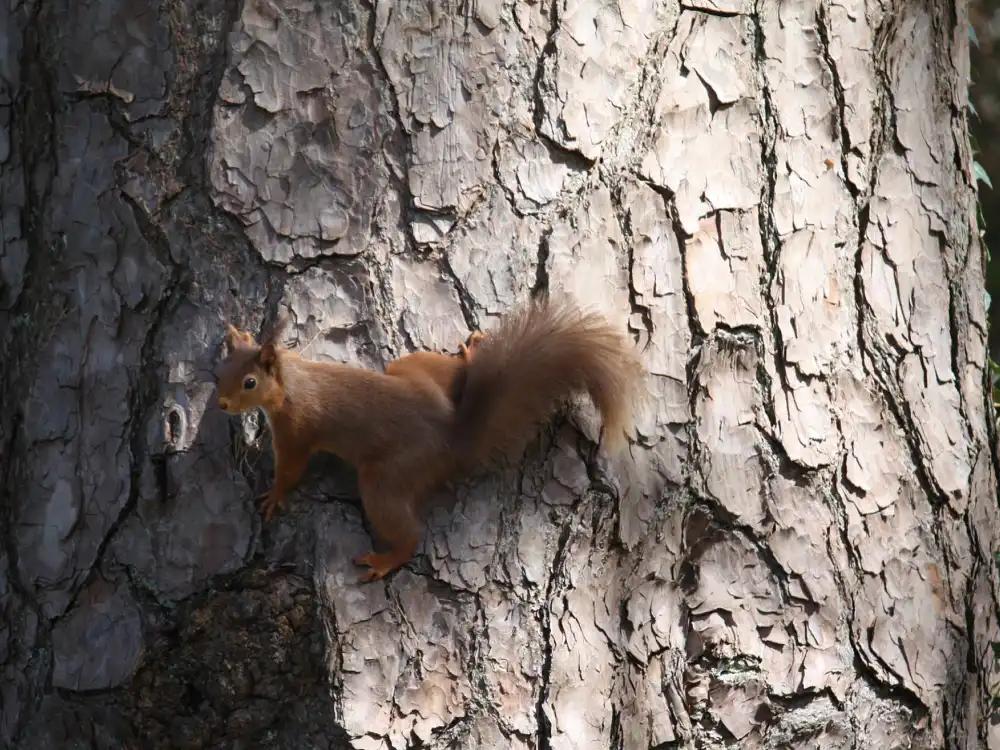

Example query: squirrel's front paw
[255,490,287,522]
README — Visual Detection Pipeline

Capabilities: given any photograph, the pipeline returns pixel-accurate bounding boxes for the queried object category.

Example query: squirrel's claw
[459,331,487,360]
[358,569,384,584]
[354,551,401,583]
[257,490,287,522]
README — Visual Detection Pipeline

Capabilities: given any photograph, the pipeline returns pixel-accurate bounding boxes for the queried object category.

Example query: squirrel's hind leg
[354,547,418,583]
[353,466,423,583]
[459,331,486,360]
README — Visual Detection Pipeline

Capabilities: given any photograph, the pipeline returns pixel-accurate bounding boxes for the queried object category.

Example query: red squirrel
[214,295,643,582]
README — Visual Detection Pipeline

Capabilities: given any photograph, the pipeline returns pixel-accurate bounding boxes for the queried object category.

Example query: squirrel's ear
[258,343,277,373]
[262,314,289,349]
[257,313,288,373]
[224,324,256,353]
[223,324,241,353]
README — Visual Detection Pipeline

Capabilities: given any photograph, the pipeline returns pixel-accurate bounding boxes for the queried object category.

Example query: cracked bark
[1,0,998,748]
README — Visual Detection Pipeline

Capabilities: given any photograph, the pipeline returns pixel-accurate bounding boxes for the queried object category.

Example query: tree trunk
[2,0,998,747]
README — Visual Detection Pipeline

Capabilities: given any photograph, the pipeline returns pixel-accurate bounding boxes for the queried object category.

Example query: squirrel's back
[279,356,456,462]
[453,295,643,469]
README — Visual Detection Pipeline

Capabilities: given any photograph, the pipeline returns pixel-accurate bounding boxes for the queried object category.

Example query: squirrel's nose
[218,397,230,412]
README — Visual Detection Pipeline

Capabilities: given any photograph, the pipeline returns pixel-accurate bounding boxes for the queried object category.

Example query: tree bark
[2,0,998,747]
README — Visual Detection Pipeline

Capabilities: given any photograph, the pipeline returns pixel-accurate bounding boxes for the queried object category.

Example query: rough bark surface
[1,0,998,748]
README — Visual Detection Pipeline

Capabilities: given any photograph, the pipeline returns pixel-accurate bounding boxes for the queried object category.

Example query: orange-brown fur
[215,297,642,582]
[384,331,486,402]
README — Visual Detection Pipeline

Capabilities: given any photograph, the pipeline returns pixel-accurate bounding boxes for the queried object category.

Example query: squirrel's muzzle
[218,397,232,412]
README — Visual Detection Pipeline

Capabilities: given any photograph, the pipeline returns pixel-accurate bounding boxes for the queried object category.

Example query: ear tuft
[223,324,244,355]
[258,314,289,373]
[258,343,277,373]
[224,323,257,354]
[262,313,290,350]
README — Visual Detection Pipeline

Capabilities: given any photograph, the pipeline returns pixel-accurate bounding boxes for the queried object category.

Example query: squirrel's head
[214,316,289,415]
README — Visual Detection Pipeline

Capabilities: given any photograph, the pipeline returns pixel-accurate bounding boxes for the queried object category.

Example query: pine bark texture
[1,0,999,747]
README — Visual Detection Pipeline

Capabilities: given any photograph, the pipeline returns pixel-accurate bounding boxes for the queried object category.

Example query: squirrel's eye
[243,377,257,391]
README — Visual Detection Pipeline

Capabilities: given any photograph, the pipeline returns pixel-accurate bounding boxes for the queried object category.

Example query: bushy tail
[453,295,644,470]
